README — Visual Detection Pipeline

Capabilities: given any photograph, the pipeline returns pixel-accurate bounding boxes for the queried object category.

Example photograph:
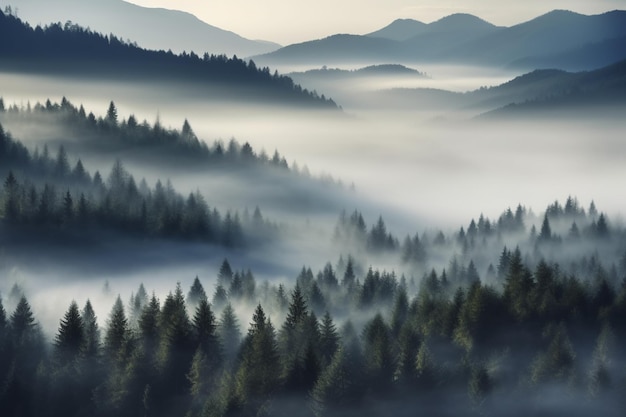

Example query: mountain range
[253,10,626,71]
[370,58,626,117]
[1,0,280,57]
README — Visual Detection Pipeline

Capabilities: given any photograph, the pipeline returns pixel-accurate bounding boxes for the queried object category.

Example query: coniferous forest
[2,3,626,417]
[2,113,626,415]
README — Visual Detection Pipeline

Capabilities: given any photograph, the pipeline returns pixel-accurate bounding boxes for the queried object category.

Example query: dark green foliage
[531,323,576,385]
[104,296,129,360]
[236,304,280,414]
[0,11,337,108]
[310,347,363,417]
[319,312,340,367]
[1,195,626,415]
[54,301,84,363]
[218,303,241,367]
[192,298,222,364]
[362,314,395,391]
[504,247,535,321]
[106,101,118,125]
[81,299,101,358]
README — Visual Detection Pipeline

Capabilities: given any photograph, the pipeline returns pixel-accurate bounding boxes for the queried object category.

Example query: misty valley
[1,4,626,417]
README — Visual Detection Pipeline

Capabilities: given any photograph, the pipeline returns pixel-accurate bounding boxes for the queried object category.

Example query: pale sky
[128,0,623,44]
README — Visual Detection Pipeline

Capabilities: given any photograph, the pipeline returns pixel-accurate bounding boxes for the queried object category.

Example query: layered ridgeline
[0,10,336,107]
[0,196,625,417]
[362,58,626,117]
[253,10,626,71]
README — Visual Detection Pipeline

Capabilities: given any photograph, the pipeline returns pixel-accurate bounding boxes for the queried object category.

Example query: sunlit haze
[128,0,622,43]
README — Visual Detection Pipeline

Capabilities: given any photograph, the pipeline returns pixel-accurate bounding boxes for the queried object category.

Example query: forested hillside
[0,238,624,417]
[0,10,336,107]
[2,190,626,416]
[0,121,277,247]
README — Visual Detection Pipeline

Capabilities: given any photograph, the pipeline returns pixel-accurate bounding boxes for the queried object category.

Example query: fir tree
[55,300,85,363]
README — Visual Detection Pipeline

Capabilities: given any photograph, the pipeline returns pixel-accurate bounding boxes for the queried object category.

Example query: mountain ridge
[1,0,280,57]
[0,11,337,108]
[254,9,626,71]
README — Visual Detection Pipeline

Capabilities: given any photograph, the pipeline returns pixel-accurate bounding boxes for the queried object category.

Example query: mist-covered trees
[1,252,626,417]
[2,190,626,416]
[0,127,278,247]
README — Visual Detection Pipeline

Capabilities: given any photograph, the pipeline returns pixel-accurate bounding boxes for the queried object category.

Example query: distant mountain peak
[366,18,427,41]
[429,13,497,30]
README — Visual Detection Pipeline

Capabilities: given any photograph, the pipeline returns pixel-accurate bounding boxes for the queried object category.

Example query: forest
[0,240,625,417]
[0,9,337,107]
[2,4,626,417]
[1,93,626,417]
[2,150,626,416]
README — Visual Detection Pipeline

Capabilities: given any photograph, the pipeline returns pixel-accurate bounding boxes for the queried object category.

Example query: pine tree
[187,276,207,308]
[236,304,280,414]
[362,314,395,391]
[10,295,37,345]
[390,286,409,337]
[342,257,356,289]
[3,171,19,221]
[310,347,361,416]
[106,101,118,125]
[539,214,552,242]
[192,297,221,363]
[55,145,71,177]
[55,301,85,363]
[319,312,339,367]
[504,247,534,321]
[104,295,129,359]
[138,293,160,360]
[81,299,100,359]
[218,303,241,367]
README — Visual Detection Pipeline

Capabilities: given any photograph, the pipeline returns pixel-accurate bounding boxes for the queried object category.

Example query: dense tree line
[1,246,626,416]
[0,9,337,107]
[0,124,275,246]
[0,97,344,188]
[336,197,617,284]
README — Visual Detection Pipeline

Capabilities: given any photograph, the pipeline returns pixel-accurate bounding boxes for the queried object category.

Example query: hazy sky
[128,0,622,44]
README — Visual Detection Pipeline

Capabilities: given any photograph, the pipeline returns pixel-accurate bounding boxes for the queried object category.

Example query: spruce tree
[55,301,85,363]
[81,299,100,359]
[236,304,279,415]
[187,276,207,308]
[217,259,234,288]
[319,312,339,367]
[218,303,241,366]
[104,295,129,358]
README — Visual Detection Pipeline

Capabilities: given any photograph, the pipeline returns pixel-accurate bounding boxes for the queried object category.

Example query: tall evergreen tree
[217,259,234,288]
[236,304,280,415]
[55,300,85,363]
[81,299,100,358]
[319,312,339,367]
[106,101,118,125]
[187,276,207,308]
[104,295,129,359]
[218,303,241,367]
